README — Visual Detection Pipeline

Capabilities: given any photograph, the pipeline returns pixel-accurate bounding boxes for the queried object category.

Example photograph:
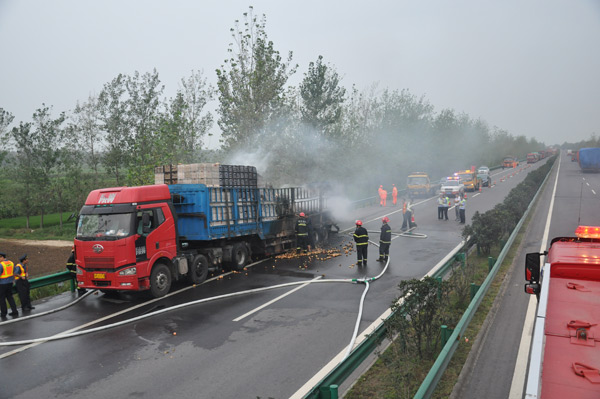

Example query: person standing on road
[401,199,409,231]
[295,212,309,253]
[14,254,34,311]
[443,195,450,221]
[66,247,86,295]
[378,217,392,262]
[407,201,417,229]
[0,252,19,318]
[438,194,445,220]
[459,195,467,224]
[353,220,369,266]
[454,194,461,221]
[392,185,398,206]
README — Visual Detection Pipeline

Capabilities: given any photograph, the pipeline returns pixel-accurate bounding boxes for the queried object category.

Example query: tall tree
[216,6,296,150]
[71,94,102,181]
[0,108,15,166]
[98,74,129,185]
[31,105,66,227]
[299,55,346,135]
[124,69,164,185]
[7,122,35,228]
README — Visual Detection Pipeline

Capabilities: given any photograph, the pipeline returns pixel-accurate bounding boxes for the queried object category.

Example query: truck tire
[150,262,172,298]
[230,242,248,270]
[188,254,208,284]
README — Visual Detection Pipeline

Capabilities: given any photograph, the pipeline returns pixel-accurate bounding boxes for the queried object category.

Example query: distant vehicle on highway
[440,176,464,198]
[477,167,491,187]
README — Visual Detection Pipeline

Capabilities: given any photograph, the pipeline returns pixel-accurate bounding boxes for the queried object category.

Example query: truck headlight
[77,267,83,275]
[118,267,137,276]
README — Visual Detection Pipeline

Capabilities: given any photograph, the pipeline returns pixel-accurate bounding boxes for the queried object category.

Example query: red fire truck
[524,226,600,398]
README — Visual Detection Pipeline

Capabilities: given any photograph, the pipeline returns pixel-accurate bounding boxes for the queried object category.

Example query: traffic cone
[479,185,482,192]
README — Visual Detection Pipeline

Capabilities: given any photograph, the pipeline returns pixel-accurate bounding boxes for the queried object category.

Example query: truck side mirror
[142,212,151,234]
[525,252,541,282]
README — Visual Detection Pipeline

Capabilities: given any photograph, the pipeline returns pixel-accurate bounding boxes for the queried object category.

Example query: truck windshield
[77,213,133,240]
[407,177,428,185]
[445,180,460,187]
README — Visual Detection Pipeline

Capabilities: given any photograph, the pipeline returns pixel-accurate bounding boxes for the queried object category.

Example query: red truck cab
[74,185,179,297]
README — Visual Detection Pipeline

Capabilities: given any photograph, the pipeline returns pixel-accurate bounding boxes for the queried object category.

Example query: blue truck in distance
[578,148,600,172]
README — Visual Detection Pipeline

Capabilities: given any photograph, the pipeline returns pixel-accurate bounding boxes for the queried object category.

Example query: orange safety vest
[0,260,15,279]
[14,263,27,279]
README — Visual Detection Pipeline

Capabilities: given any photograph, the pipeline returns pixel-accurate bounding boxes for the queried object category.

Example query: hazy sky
[1,0,599,148]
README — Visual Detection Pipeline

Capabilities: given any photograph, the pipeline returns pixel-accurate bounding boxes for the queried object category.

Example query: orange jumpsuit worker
[379,187,387,207]
[392,185,398,206]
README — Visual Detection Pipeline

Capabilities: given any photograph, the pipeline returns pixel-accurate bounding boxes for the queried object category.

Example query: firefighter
[14,254,34,311]
[392,185,398,206]
[295,212,309,253]
[379,185,387,207]
[378,217,392,262]
[437,194,445,220]
[66,247,86,295]
[459,195,467,224]
[353,220,369,266]
[0,252,19,317]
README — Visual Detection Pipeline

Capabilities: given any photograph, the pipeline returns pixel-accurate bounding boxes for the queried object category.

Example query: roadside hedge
[463,157,556,255]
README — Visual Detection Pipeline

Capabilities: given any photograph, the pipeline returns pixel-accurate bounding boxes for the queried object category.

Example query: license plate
[94,273,106,279]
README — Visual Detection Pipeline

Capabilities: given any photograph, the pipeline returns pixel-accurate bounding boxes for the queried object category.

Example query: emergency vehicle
[455,170,481,192]
[440,176,465,198]
[524,226,600,398]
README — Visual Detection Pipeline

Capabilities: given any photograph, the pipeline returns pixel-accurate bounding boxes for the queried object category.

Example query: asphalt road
[0,160,549,399]
[452,151,594,399]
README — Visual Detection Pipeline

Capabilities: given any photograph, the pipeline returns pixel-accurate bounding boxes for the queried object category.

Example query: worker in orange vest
[0,252,19,318]
[392,184,398,206]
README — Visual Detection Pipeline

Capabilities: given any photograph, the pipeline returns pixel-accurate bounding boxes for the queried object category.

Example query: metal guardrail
[413,157,554,398]
[11,270,75,295]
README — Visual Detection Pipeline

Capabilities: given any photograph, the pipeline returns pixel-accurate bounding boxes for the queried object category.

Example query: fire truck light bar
[575,225,600,239]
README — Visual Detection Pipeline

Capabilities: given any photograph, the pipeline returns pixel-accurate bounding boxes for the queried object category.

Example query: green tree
[7,122,36,228]
[299,55,346,135]
[0,108,15,166]
[71,94,102,182]
[98,74,129,185]
[216,6,296,150]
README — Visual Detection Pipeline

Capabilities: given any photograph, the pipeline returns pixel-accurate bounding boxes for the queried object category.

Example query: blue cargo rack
[169,184,327,242]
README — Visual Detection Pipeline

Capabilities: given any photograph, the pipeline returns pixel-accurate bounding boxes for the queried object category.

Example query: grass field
[0,212,77,240]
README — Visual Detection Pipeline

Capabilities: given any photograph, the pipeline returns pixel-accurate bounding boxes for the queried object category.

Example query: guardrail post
[70,277,76,292]
[441,325,454,346]
[319,385,331,399]
[488,256,495,273]
[470,283,480,301]
[329,385,339,399]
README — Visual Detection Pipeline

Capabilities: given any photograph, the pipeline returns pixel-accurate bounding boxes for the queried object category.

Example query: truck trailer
[524,226,600,398]
[73,183,336,297]
[577,147,600,172]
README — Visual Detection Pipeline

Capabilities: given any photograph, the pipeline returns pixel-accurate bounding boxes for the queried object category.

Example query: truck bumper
[78,271,149,291]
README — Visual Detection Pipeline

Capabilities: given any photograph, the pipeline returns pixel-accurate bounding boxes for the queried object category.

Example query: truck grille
[92,280,112,287]
[84,256,115,269]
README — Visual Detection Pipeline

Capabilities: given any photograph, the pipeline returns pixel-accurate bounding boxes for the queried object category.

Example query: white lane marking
[1,259,269,358]
[233,276,322,322]
[290,240,466,399]
[508,153,561,398]
[593,190,597,195]
[472,193,481,198]
[586,182,590,186]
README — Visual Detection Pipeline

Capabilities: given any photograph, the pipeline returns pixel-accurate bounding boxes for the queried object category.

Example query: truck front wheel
[150,263,172,298]
[188,254,208,284]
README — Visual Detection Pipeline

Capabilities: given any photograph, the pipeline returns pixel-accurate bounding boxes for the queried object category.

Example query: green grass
[0,212,77,240]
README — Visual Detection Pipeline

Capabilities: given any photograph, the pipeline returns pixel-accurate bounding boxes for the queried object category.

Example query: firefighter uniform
[295,214,309,253]
[378,218,392,262]
[15,254,34,311]
[392,185,398,206]
[353,222,369,266]
[66,249,86,295]
[0,252,19,317]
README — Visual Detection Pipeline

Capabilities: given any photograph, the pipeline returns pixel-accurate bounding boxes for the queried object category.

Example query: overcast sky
[1,0,599,148]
